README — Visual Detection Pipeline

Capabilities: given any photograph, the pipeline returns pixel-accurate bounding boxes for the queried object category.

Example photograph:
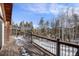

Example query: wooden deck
[0,38,20,56]
[0,36,53,56]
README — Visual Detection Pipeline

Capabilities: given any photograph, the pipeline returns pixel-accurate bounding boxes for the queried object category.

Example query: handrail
[59,41,79,48]
[32,34,57,42]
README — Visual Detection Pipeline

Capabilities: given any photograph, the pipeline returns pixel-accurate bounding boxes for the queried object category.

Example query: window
[0,5,4,48]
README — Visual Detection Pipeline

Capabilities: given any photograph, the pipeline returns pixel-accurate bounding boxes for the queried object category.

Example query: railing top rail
[59,41,79,48]
[32,34,57,42]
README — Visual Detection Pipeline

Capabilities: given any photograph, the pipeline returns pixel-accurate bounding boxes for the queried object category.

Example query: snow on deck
[14,36,30,56]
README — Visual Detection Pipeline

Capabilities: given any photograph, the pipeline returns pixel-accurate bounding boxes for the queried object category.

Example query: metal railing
[28,33,79,56]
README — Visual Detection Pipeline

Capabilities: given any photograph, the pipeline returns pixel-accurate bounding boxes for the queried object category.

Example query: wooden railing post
[56,39,60,56]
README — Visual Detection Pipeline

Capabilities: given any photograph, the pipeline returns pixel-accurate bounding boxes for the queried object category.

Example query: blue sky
[12,3,79,28]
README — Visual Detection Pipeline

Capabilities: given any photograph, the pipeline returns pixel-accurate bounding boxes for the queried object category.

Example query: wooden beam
[4,3,13,24]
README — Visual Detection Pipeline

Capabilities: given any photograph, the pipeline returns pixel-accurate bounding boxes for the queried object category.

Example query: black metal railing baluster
[62,44,63,56]
[72,47,74,56]
[65,45,66,56]
[67,46,70,56]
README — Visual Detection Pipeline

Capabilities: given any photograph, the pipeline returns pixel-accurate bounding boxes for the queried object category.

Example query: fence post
[56,39,60,56]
